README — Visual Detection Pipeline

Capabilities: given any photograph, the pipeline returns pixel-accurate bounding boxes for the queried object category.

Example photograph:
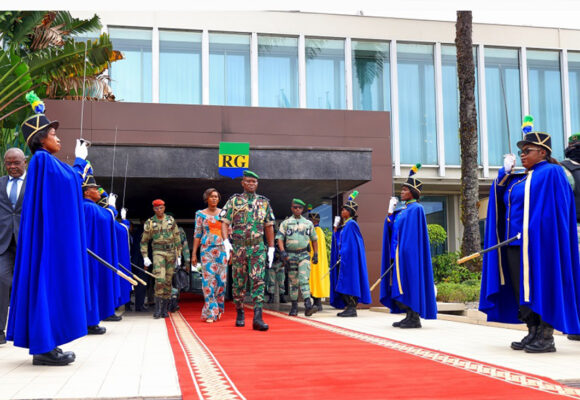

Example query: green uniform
[266,251,286,296]
[276,215,317,301]
[221,192,275,308]
[140,215,182,299]
[178,227,191,267]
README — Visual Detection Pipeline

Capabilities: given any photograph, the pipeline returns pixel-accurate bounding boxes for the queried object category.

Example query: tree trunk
[455,11,481,272]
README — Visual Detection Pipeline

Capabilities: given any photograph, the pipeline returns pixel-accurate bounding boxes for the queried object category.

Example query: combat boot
[279,294,288,303]
[511,323,539,350]
[313,297,323,312]
[304,297,317,317]
[266,293,274,303]
[525,322,556,353]
[235,307,245,327]
[399,311,421,328]
[252,308,269,331]
[153,297,162,319]
[161,298,169,318]
[289,301,298,316]
[568,334,580,341]
[393,310,412,327]
[337,306,357,317]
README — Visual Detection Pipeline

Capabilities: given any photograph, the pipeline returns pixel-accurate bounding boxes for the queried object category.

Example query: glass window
[484,47,521,166]
[422,195,448,255]
[352,40,390,111]
[109,27,152,103]
[159,30,201,105]
[258,35,298,108]
[306,38,345,109]
[209,32,250,106]
[442,45,480,165]
[397,43,437,165]
[570,52,580,134]
[528,49,564,159]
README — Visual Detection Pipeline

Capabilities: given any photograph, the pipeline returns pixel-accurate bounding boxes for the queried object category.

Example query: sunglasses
[153,206,164,210]
[291,205,303,209]
[518,148,542,156]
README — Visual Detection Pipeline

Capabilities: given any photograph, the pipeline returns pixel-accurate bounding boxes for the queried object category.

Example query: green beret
[292,198,306,206]
[569,133,580,144]
[243,170,259,179]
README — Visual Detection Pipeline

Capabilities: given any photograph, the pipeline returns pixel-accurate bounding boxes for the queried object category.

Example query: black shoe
[289,301,298,316]
[399,311,421,328]
[87,325,106,335]
[313,297,323,312]
[253,308,269,331]
[236,308,245,327]
[337,306,357,317]
[393,311,411,328]
[279,294,288,304]
[33,348,75,366]
[55,347,76,360]
[568,334,580,341]
[153,297,162,319]
[0,330,5,345]
[304,298,317,317]
[266,293,274,303]
[511,324,538,350]
[104,314,122,322]
[525,323,556,353]
[161,299,169,318]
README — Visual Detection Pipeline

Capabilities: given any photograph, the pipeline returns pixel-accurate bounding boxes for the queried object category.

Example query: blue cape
[7,150,89,354]
[84,199,120,323]
[330,219,371,308]
[379,202,437,319]
[115,220,132,306]
[480,162,580,333]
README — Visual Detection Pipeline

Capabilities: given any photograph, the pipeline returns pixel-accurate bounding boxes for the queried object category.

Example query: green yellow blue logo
[219,142,249,179]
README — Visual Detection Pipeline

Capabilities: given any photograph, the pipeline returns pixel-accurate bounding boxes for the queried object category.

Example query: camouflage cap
[292,198,306,207]
[243,170,259,179]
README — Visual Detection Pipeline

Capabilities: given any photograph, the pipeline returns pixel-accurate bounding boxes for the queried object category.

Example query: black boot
[393,310,412,327]
[279,294,288,303]
[511,323,539,350]
[253,308,269,331]
[153,297,162,319]
[304,297,317,317]
[266,293,274,303]
[399,311,422,328]
[0,330,6,345]
[32,348,75,366]
[87,325,106,334]
[289,301,298,316]
[525,322,556,353]
[235,307,245,327]
[313,297,323,312]
[337,306,357,317]
[161,299,169,318]
[568,334,580,341]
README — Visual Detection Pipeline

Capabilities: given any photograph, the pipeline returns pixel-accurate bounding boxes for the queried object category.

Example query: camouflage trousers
[152,250,176,299]
[232,243,266,308]
[266,260,286,295]
[287,251,311,301]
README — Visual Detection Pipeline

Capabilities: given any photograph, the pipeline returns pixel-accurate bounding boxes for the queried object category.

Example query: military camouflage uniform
[276,216,317,301]
[178,227,191,267]
[220,192,275,308]
[140,215,182,299]
[266,250,286,297]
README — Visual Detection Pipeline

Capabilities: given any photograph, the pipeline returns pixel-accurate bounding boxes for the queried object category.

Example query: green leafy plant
[428,224,447,245]
[432,251,481,284]
[436,282,480,302]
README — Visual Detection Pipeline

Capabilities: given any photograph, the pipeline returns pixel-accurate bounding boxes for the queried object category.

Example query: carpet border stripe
[263,310,580,399]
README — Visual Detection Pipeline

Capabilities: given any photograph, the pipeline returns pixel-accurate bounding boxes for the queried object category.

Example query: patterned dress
[194,210,227,321]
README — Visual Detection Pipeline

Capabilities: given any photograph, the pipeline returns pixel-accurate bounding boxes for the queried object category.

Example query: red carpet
[166,294,580,400]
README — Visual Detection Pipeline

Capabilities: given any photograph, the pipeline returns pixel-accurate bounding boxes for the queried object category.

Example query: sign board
[218,142,249,179]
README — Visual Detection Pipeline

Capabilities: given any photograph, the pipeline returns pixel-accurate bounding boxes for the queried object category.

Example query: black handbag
[189,270,203,292]
[173,267,189,291]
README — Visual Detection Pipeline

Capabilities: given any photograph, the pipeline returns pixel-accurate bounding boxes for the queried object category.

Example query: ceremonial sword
[456,233,521,264]
[116,262,147,286]
[130,262,158,279]
[370,264,394,292]
[320,258,341,282]
[87,248,138,285]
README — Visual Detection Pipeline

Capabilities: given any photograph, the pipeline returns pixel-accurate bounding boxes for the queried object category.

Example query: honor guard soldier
[277,198,318,316]
[141,199,182,319]
[220,170,275,331]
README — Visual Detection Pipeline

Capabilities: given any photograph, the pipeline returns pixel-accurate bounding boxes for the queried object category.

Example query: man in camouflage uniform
[266,246,287,303]
[220,170,275,331]
[277,198,318,317]
[141,199,182,319]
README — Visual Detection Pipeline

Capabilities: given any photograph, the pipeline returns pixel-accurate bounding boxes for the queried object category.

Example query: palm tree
[0,11,123,170]
[456,11,481,271]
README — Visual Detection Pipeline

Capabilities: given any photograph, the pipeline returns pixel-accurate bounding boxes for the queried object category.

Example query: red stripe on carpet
[168,294,579,400]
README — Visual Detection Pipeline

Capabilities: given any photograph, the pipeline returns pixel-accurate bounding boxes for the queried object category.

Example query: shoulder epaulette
[257,194,271,202]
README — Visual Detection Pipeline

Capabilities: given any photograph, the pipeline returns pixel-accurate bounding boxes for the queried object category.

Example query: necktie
[9,177,18,207]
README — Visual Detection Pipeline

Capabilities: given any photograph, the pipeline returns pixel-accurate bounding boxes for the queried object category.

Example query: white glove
[177,257,182,267]
[267,247,275,268]
[107,193,117,209]
[333,216,341,228]
[143,256,152,267]
[75,139,88,160]
[503,153,516,173]
[388,196,398,214]
[223,239,233,261]
[120,208,127,220]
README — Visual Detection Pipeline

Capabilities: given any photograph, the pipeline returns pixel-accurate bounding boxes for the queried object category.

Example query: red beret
[152,199,165,207]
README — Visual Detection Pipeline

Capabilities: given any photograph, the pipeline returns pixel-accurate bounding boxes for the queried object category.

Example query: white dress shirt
[6,171,26,201]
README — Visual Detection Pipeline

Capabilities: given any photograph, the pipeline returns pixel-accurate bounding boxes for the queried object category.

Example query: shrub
[436,282,480,302]
[427,224,447,246]
[432,251,481,284]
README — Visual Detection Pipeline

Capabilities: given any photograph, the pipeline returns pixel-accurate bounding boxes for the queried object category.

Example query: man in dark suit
[0,148,26,345]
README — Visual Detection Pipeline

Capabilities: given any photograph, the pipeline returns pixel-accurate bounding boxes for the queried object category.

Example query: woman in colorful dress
[192,188,227,323]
